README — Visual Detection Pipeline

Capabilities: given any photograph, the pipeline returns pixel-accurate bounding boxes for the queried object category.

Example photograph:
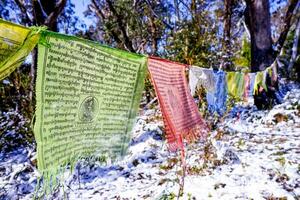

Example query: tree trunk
[223,0,232,46]
[221,0,233,70]
[245,0,274,72]
[29,0,66,108]
[245,0,275,109]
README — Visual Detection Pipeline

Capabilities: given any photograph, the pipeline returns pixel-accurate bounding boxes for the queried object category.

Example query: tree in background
[84,0,171,55]
[221,0,233,70]
[244,0,299,108]
[166,0,219,67]
[84,0,220,67]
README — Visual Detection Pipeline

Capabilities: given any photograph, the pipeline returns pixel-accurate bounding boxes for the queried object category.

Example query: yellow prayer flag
[0,19,42,80]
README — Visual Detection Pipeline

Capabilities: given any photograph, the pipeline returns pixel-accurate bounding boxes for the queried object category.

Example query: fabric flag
[189,66,215,96]
[35,31,147,191]
[190,66,227,115]
[226,72,245,99]
[253,61,279,95]
[267,61,278,83]
[243,73,250,100]
[207,70,227,115]
[148,57,208,152]
[244,73,256,100]
[253,71,267,94]
[0,19,42,80]
[189,67,200,96]
[249,73,256,95]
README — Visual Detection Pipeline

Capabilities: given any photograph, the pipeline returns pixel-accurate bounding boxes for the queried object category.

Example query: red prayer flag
[243,73,250,100]
[148,57,208,152]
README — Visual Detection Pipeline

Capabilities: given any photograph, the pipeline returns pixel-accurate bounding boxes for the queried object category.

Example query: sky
[72,0,94,29]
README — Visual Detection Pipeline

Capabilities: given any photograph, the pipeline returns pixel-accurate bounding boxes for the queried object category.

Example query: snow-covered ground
[0,84,299,200]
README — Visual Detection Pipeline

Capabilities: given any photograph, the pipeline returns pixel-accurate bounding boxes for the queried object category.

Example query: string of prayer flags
[34,31,147,192]
[148,57,208,152]
[0,19,43,80]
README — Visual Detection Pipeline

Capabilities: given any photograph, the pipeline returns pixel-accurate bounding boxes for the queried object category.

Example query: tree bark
[244,0,278,109]
[223,0,232,45]
[245,0,274,72]
[44,0,67,31]
[222,0,233,70]
[33,0,67,31]
[27,0,67,106]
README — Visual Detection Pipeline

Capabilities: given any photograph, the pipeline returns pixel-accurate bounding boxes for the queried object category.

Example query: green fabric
[226,72,245,99]
[0,19,42,80]
[34,30,147,192]
[253,71,267,94]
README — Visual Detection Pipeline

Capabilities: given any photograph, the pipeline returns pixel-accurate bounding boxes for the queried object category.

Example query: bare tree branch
[105,0,135,52]
[44,0,67,29]
[32,0,47,25]
[145,0,173,30]
[15,0,32,24]
[89,0,123,44]
[136,39,147,54]
[274,0,299,52]
[242,18,250,39]
[221,0,233,70]
[287,17,300,76]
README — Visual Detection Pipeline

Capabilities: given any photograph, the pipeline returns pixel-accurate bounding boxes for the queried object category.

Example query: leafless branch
[15,0,32,24]
[274,0,299,52]
[287,17,300,76]
[44,0,67,28]
[89,0,123,44]
[106,0,135,52]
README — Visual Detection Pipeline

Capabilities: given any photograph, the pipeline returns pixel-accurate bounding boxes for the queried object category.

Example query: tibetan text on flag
[35,31,146,172]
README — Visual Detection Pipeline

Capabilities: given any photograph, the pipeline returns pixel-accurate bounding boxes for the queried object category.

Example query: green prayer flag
[34,31,147,189]
[253,71,267,94]
[0,19,42,80]
[226,72,245,99]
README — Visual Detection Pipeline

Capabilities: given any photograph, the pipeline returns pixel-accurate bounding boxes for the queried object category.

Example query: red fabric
[243,73,250,100]
[148,57,208,152]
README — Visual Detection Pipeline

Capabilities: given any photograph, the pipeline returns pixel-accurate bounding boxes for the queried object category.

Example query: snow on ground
[0,84,299,200]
